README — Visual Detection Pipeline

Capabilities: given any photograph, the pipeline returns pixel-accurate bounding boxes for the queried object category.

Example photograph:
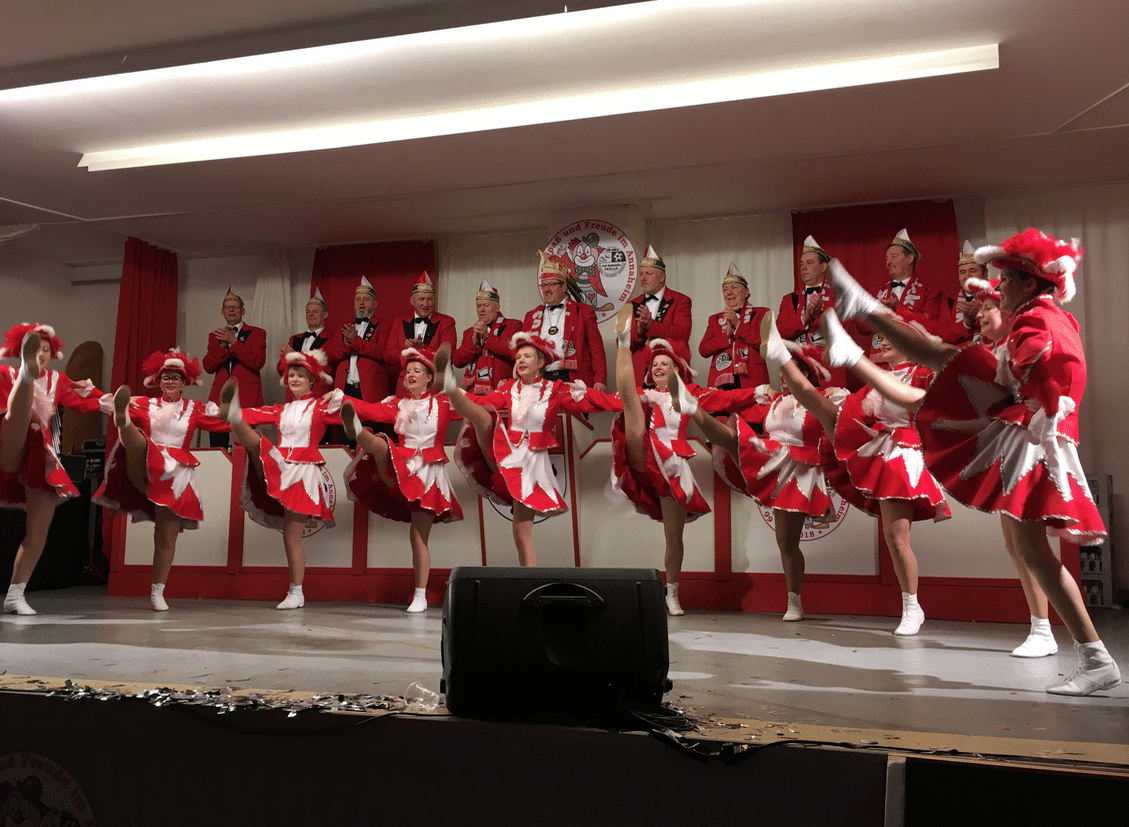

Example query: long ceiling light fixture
[0,1,999,172]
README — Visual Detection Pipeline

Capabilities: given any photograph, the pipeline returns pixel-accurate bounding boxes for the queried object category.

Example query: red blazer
[866,273,943,352]
[698,302,771,388]
[276,330,331,402]
[203,324,266,406]
[385,313,458,397]
[777,282,834,344]
[630,288,693,384]
[453,314,523,394]
[323,319,391,403]
[935,293,978,346]
[522,299,607,387]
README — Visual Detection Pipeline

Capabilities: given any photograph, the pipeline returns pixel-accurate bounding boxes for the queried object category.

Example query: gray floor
[2,586,1127,751]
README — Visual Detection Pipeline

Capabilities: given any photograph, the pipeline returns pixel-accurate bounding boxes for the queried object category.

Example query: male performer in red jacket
[276,291,332,402]
[778,235,835,346]
[522,252,607,391]
[203,289,266,446]
[629,246,692,385]
[935,241,988,346]
[453,278,522,394]
[385,271,457,397]
[323,277,391,403]
[867,228,942,351]
[698,263,770,389]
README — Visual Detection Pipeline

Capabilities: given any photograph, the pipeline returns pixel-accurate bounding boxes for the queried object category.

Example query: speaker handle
[521,582,607,610]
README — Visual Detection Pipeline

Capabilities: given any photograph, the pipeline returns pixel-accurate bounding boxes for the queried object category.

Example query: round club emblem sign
[544,220,638,324]
[0,753,96,826]
[757,480,850,540]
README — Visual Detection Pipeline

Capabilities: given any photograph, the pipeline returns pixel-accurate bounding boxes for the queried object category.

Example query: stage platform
[2,586,1126,825]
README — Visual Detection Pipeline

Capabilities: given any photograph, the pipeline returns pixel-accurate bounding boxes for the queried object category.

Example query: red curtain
[112,237,179,393]
[791,200,958,300]
[105,237,179,577]
[310,240,436,332]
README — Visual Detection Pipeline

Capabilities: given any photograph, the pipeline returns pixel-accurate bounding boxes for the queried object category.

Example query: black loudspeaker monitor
[441,567,671,719]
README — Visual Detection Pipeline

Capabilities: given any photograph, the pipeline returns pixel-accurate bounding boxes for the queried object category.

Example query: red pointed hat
[645,338,696,383]
[2,322,64,360]
[509,331,563,365]
[537,250,572,284]
[412,271,436,295]
[280,349,332,386]
[142,349,203,388]
[975,228,1083,303]
[399,346,436,373]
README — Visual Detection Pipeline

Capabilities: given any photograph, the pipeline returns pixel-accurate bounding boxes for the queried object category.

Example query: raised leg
[616,331,647,473]
[1,332,42,474]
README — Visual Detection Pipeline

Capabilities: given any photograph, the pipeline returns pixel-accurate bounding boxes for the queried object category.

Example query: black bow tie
[301,331,317,339]
[546,304,564,311]
[414,316,429,324]
[355,318,368,325]
[805,286,821,294]
[890,281,905,289]
[645,295,660,303]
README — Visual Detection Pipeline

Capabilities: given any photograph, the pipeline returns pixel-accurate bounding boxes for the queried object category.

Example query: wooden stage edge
[3,674,1125,774]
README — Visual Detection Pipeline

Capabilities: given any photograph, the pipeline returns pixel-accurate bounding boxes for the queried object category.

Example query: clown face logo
[544,220,638,324]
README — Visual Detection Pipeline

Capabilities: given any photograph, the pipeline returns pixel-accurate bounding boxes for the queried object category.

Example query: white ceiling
[2,0,1128,267]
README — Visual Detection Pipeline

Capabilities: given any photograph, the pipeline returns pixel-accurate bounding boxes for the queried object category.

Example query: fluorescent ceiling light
[77,43,996,171]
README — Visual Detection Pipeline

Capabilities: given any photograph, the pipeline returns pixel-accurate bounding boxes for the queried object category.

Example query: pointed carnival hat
[802,235,830,264]
[354,276,376,298]
[958,240,977,267]
[722,262,748,288]
[975,227,1083,304]
[412,271,436,295]
[476,278,500,304]
[640,244,666,271]
[306,287,328,312]
[888,229,921,262]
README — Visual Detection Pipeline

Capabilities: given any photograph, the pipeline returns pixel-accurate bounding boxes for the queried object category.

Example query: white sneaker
[894,604,925,636]
[1046,642,1121,696]
[406,594,428,613]
[1011,629,1058,658]
[820,309,863,368]
[150,587,169,612]
[3,593,36,616]
[782,592,804,622]
[829,259,880,320]
[276,589,305,610]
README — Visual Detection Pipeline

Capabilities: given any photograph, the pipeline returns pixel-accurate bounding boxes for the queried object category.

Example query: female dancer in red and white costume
[759,311,950,636]
[828,228,1120,695]
[340,348,462,613]
[94,350,228,611]
[602,306,757,615]
[220,350,340,610]
[2,325,103,615]
[674,328,849,622]
[432,334,596,567]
